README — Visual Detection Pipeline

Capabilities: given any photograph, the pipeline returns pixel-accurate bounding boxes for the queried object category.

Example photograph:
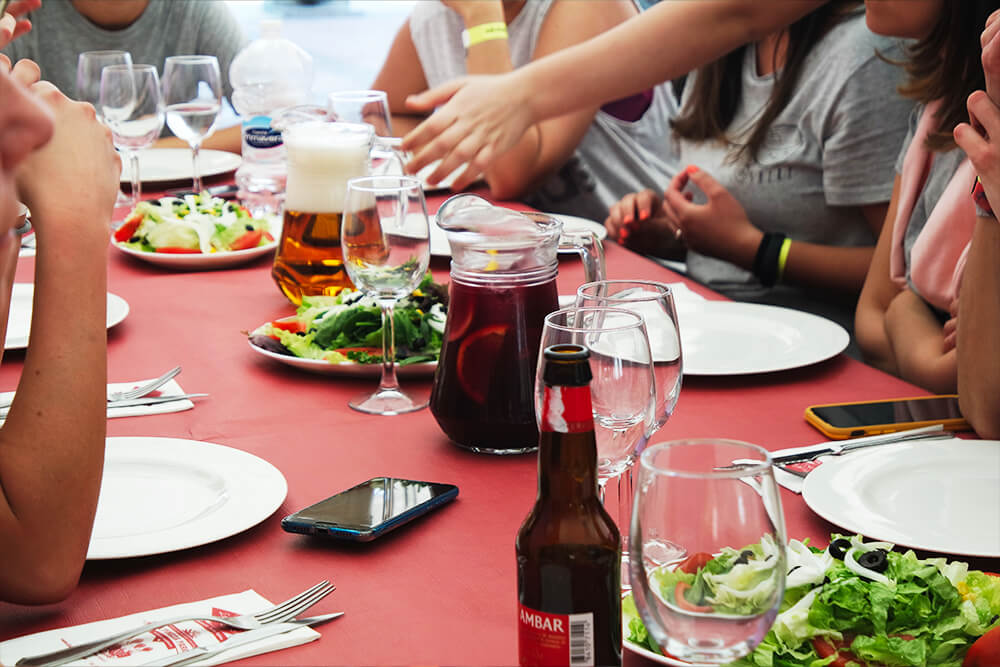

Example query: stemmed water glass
[77,50,133,206]
[328,90,393,138]
[630,439,787,664]
[576,280,683,570]
[536,307,656,527]
[99,64,164,208]
[161,55,222,194]
[341,175,430,415]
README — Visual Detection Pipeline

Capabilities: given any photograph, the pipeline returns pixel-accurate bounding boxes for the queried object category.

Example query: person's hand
[0,0,41,49]
[604,189,686,259]
[983,9,1000,104]
[662,165,763,267]
[440,0,504,27]
[0,55,41,86]
[401,72,533,190]
[15,82,120,243]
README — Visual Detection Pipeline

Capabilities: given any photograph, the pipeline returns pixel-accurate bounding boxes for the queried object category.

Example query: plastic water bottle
[229,20,314,216]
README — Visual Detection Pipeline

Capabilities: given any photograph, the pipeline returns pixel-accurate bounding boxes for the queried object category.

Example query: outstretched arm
[0,73,120,604]
[402,0,825,187]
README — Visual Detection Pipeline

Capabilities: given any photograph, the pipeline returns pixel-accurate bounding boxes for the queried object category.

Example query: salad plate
[4,284,128,350]
[428,212,608,257]
[120,148,242,184]
[675,301,848,375]
[248,339,437,378]
[112,195,280,270]
[802,438,1000,558]
[88,436,287,559]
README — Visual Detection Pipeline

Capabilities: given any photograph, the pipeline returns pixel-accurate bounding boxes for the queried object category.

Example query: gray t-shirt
[678,10,914,332]
[408,0,679,221]
[2,0,246,101]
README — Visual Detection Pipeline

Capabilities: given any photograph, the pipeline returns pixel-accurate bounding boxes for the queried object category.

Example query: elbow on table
[1,563,83,605]
[959,392,1000,440]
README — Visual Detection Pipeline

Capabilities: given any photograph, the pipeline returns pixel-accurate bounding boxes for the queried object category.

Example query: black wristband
[752,232,786,288]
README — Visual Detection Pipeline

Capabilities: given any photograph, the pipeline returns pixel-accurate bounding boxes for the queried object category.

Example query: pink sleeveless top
[890,101,975,313]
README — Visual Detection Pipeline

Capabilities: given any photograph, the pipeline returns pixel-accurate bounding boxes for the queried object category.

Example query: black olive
[857,549,889,573]
[128,236,141,243]
[733,549,754,565]
[829,538,852,560]
[787,565,802,575]
[245,223,254,231]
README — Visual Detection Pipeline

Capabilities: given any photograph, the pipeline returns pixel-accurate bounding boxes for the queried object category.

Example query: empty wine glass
[341,175,430,415]
[99,64,164,208]
[630,439,787,664]
[328,90,393,137]
[161,55,222,194]
[537,307,656,533]
[77,50,133,207]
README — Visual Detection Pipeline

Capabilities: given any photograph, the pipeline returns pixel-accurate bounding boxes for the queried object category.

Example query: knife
[140,613,344,667]
[769,424,948,465]
[0,394,208,420]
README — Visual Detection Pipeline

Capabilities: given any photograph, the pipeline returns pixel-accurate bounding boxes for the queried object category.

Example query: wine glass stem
[378,300,401,392]
[127,150,141,205]
[191,142,203,193]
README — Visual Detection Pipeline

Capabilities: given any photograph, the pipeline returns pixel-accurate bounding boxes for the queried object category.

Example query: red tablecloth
[0,192,990,666]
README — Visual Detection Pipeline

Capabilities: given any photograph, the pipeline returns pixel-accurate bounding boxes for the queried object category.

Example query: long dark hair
[896,1,999,152]
[670,1,859,162]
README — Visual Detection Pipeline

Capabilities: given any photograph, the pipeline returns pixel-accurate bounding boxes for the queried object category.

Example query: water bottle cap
[259,19,283,38]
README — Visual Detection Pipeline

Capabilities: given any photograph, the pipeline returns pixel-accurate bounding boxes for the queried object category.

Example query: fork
[15,580,335,667]
[107,366,183,402]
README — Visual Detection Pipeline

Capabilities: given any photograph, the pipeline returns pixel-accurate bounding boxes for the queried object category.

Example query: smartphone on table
[804,395,969,439]
[281,477,459,542]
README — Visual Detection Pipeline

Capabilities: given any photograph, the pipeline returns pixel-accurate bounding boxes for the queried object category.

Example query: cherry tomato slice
[812,637,858,667]
[229,229,263,251]
[673,581,713,614]
[113,213,143,243]
[965,626,1000,667]
[270,317,306,334]
[677,552,714,574]
[154,247,202,254]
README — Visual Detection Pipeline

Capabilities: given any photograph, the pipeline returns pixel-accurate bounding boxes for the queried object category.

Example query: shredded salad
[625,534,1000,666]
[113,194,275,254]
[248,273,447,366]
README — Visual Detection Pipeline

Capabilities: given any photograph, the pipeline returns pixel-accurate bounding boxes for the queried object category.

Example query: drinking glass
[537,307,656,528]
[161,55,222,194]
[328,90,393,137]
[630,439,787,664]
[341,175,430,415]
[77,50,133,207]
[99,64,164,207]
[576,280,684,576]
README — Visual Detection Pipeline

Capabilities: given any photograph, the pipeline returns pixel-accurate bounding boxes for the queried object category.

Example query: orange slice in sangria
[457,324,508,404]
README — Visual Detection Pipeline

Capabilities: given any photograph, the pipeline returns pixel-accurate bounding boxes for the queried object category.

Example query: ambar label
[518,605,594,666]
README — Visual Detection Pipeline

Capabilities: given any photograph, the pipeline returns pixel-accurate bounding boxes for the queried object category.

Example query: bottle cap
[542,344,592,386]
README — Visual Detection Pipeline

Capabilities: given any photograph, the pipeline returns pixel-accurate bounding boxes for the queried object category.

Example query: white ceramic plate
[88,436,287,559]
[802,438,1000,558]
[676,301,848,376]
[120,148,242,184]
[5,284,129,350]
[113,237,279,270]
[622,595,704,666]
[429,212,608,257]
[247,338,437,378]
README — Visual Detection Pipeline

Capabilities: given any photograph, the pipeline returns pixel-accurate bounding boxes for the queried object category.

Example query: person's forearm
[156,125,242,154]
[519,0,823,124]
[885,288,957,393]
[781,242,875,293]
[0,224,107,603]
[958,217,1000,437]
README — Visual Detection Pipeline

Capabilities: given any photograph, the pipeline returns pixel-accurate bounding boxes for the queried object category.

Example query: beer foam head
[284,121,373,213]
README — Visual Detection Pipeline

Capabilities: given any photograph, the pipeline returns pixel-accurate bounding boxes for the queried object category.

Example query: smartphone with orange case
[804,395,970,439]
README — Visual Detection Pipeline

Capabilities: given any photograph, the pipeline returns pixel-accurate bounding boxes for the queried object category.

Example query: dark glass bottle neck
[537,384,600,502]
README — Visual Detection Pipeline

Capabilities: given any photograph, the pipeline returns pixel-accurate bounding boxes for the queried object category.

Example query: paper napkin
[0,590,320,666]
[774,460,825,494]
[0,378,195,422]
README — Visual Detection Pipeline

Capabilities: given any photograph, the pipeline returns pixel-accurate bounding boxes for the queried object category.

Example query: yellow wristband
[461,22,508,49]
[776,237,793,282]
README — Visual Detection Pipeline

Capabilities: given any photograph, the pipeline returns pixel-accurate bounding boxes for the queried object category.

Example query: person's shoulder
[814,9,907,75]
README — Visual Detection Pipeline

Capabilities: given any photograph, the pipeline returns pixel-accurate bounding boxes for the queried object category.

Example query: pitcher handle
[559,231,606,284]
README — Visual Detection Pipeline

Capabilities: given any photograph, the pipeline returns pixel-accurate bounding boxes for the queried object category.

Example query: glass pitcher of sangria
[430,195,604,454]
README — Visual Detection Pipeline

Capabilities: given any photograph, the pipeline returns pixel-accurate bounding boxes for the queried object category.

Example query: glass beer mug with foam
[429,194,605,455]
[272,121,401,305]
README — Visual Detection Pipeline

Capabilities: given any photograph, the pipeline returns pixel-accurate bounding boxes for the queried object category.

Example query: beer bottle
[516,344,621,667]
